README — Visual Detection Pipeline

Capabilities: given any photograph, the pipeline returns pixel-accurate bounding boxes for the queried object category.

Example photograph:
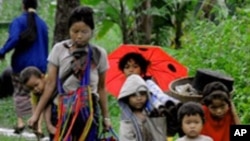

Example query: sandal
[34,131,45,139]
[13,126,25,134]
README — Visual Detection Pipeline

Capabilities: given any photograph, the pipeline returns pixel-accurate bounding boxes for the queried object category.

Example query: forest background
[0,0,249,140]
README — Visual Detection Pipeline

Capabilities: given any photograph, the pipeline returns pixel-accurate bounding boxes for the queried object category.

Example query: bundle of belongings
[167,68,234,103]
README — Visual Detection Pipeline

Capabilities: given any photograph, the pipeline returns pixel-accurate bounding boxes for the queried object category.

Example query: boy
[177,101,213,141]
[20,66,56,135]
[118,74,166,141]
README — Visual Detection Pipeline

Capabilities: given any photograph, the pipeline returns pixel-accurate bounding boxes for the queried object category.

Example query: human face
[182,114,203,138]
[25,75,45,94]
[128,91,147,110]
[123,59,142,77]
[208,99,229,120]
[69,21,92,47]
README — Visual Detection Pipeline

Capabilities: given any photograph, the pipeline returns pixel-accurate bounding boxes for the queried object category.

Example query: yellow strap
[59,104,73,141]
[79,86,94,140]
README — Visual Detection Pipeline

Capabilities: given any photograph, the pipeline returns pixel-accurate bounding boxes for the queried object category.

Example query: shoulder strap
[57,45,92,94]
[81,45,92,86]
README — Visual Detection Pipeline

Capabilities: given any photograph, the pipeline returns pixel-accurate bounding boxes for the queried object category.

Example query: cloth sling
[54,45,96,141]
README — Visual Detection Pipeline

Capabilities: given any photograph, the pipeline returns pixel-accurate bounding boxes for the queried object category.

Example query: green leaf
[81,0,101,6]
[124,0,136,11]
[95,20,114,39]
[104,4,120,23]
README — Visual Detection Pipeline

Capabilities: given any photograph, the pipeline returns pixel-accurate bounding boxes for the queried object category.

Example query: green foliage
[81,0,101,5]
[0,1,250,140]
[163,8,250,123]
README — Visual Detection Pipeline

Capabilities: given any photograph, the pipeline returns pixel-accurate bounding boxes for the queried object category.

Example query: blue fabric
[0,12,48,73]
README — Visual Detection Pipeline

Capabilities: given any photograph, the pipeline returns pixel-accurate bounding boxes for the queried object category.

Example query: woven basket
[168,77,202,103]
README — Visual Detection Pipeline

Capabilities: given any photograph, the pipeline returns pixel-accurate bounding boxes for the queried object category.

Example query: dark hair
[19,0,38,47]
[22,0,37,10]
[118,52,150,76]
[68,6,94,30]
[178,101,205,124]
[20,66,43,84]
[202,81,230,106]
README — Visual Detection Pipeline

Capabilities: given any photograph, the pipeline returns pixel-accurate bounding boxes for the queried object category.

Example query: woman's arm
[98,72,111,129]
[0,20,21,56]
[28,63,58,128]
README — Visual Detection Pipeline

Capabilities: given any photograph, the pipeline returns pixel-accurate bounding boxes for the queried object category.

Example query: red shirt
[201,106,235,141]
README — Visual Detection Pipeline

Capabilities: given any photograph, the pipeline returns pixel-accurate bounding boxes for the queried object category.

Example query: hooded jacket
[118,74,166,141]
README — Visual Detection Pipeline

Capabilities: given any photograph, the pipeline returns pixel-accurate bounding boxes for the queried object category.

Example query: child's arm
[30,92,40,131]
[37,113,43,133]
[31,97,43,134]
[230,101,241,124]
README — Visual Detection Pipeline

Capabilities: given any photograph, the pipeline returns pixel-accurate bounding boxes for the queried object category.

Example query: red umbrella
[106,44,188,98]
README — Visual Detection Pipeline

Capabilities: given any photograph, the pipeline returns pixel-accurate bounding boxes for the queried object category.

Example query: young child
[118,52,180,138]
[201,81,240,141]
[118,74,166,141]
[20,66,56,136]
[118,52,150,78]
[177,101,213,141]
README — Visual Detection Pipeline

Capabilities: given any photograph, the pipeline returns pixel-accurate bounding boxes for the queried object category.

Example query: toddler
[20,66,56,135]
[177,101,213,141]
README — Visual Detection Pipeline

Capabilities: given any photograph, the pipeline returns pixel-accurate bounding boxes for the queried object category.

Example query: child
[118,52,180,138]
[118,74,166,141]
[177,101,213,141]
[118,52,179,104]
[201,81,240,141]
[20,66,56,136]
[118,52,150,78]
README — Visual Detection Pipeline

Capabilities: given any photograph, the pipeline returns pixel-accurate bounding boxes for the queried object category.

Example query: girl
[201,81,241,141]
[28,6,111,140]
[177,101,213,141]
[118,74,166,141]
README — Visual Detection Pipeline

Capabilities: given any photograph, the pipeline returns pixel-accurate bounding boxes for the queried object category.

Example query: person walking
[0,0,48,134]
[27,6,111,140]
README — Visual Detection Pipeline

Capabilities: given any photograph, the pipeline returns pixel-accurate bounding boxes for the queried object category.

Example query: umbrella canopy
[106,44,188,98]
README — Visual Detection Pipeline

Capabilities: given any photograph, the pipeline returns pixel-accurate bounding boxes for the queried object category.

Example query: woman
[28,6,111,140]
[0,0,48,135]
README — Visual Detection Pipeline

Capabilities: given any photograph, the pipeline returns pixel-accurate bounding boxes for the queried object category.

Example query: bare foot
[47,125,56,134]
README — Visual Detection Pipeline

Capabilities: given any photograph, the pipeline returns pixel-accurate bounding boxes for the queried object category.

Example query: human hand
[102,117,112,131]
[27,115,39,130]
